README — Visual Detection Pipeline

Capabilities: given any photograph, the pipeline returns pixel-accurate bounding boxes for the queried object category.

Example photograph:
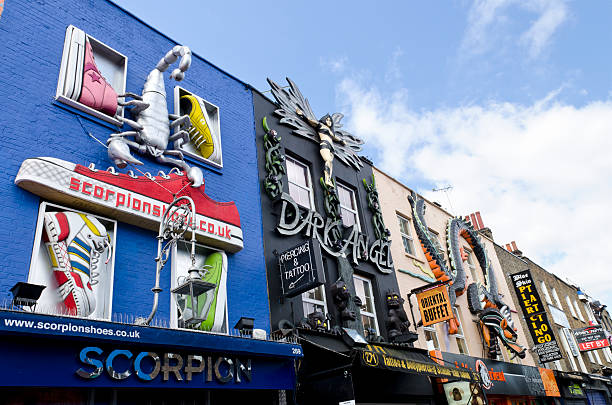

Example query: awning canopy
[355,344,478,382]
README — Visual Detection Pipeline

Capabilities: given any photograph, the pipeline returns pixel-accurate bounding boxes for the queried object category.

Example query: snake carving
[408,192,526,359]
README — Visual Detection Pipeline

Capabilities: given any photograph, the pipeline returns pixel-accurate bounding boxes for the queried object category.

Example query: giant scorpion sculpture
[107,45,203,187]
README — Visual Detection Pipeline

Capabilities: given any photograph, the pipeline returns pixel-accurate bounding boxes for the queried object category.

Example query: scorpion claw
[108,137,143,168]
[187,167,203,188]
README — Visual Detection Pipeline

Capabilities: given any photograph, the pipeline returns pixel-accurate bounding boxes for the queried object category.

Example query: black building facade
[253,79,478,404]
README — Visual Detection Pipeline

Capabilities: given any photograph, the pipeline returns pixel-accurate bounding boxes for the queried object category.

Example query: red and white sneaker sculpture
[42,211,111,317]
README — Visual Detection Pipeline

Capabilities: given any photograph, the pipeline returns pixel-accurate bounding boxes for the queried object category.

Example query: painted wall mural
[408,192,526,359]
[29,203,116,319]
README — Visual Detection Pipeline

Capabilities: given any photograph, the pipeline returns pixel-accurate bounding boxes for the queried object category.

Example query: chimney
[470,213,479,230]
[505,241,522,256]
[475,212,485,230]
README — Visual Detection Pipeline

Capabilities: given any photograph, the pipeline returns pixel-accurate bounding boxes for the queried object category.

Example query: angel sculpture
[267,78,364,187]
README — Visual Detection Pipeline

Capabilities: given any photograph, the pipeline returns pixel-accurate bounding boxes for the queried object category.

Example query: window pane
[402,236,415,255]
[303,301,325,315]
[457,337,468,354]
[341,208,356,227]
[362,314,377,334]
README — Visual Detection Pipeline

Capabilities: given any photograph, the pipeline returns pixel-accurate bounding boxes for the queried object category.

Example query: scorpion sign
[107,45,204,188]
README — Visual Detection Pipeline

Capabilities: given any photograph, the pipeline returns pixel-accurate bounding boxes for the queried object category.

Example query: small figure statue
[386,292,411,341]
[300,311,329,332]
[331,279,362,322]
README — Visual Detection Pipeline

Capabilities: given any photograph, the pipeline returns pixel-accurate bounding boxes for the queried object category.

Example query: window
[574,301,585,322]
[540,282,552,305]
[551,288,562,308]
[584,302,595,323]
[424,325,440,351]
[465,247,478,283]
[175,86,223,168]
[171,241,228,333]
[566,296,578,318]
[302,285,327,317]
[559,328,578,371]
[397,215,416,256]
[429,229,445,259]
[594,350,603,365]
[353,275,379,336]
[604,348,612,363]
[286,156,314,209]
[56,25,127,126]
[337,183,360,230]
[587,350,596,364]
[454,307,469,355]
[28,202,116,320]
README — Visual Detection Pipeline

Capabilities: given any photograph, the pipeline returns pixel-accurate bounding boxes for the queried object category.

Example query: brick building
[0,0,301,402]
[494,240,612,403]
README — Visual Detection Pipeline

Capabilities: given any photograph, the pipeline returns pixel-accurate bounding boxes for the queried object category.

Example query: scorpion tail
[155,45,191,81]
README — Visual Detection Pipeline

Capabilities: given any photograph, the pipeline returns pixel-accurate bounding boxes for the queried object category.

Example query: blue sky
[114,0,612,304]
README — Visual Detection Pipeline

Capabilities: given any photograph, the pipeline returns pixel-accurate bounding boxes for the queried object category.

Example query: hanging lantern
[172,264,215,326]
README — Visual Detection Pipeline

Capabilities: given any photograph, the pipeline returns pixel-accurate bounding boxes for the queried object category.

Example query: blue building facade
[0,0,300,402]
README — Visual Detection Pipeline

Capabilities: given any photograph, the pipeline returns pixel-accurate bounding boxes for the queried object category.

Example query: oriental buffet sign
[360,345,475,381]
[276,193,393,273]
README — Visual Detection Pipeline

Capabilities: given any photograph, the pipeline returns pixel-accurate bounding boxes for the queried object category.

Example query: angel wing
[267,77,365,170]
[267,77,317,142]
[331,113,364,170]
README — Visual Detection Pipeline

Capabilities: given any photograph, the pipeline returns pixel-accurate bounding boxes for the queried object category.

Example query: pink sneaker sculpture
[62,26,118,117]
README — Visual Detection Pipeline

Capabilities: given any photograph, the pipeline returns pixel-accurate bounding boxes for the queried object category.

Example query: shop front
[0,0,300,403]
[440,352,561,405]
[0,310,300,403]
[296,329,479,405]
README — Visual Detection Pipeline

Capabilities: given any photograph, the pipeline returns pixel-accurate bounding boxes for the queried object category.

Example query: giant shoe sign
[16,157,243,252]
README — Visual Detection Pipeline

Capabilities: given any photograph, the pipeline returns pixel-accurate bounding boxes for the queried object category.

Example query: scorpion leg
[107,132,144,168]
[116,115,144,131]
[119,99,150,115]
[168,129,191,149]
[118,92,144,101]
[157,150,203,187]
[169,114,191,129]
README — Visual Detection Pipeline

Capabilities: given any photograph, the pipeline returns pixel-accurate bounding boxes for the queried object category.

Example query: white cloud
[320,56,348,73]
[338,78,612,304]
[461,0,568,58]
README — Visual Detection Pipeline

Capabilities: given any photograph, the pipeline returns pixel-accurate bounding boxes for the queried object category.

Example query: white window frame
[584,302,596,323]
[302,285,328,317]
[464,247,478,283]
[285,156,315,209]
[55,25,128,126]
[27,201,117,321]
[541,282,552,305]
[397,214,416,256]
[336,182,361,231]
[574,301,585,322]
[559,327,578,371]
[353,274,379,336]
[551,287,562,309]
[453,306,469,355]
[566,296,578,318]
[594,350,603,365]
[170,241,229,334]
[423,325,440,351]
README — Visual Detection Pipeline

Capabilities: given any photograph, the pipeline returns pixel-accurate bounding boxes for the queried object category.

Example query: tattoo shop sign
[416,284,454,327]
[276,193,393,274]
[278,239,325,297]
[573,326,610,352]
[510,270,562,363]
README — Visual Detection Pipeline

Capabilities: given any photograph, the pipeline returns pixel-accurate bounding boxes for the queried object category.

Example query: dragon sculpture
[408,191,525,359]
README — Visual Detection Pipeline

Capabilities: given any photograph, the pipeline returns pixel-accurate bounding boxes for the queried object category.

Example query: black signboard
[510,270,563,363]
[278,239,325,298]
[573,325,610,352]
